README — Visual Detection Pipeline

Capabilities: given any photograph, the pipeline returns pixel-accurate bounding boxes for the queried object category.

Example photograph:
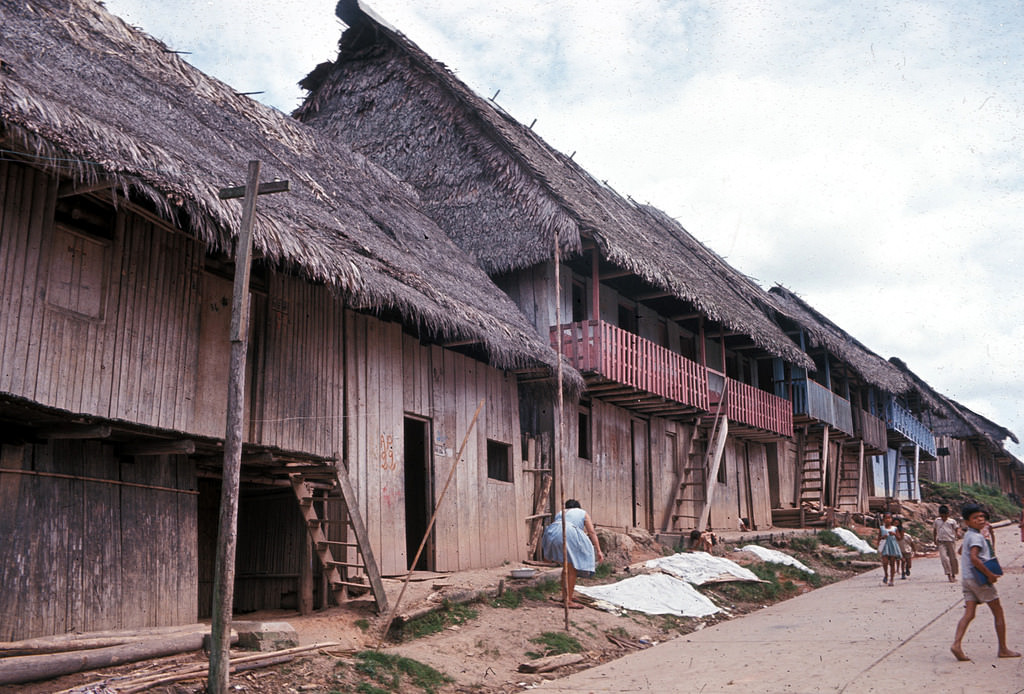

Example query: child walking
[893,517,913,578]
[932,504,960,582]
[877,513,901,586]
[950,503,1020,661]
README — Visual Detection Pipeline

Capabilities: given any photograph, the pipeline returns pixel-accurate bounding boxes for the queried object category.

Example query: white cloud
[100,0,1024,458]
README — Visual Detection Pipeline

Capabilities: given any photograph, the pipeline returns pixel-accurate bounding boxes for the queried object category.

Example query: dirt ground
[5,521,891,694]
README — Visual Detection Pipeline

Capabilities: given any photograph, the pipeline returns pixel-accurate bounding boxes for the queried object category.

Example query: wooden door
[631,419,651,530]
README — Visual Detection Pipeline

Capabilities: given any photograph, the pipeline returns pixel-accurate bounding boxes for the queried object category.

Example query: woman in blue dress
[877,512,902,586]
[542,499,604,608]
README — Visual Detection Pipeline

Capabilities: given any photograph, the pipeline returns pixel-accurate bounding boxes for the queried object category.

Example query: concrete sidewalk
[538,541,1024,693]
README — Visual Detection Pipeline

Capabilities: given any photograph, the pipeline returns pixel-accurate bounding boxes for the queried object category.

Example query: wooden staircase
[669,427,708,532]
[895,451,918,500]
[796,426,827,508]
[286,463,389,614]
[835,441,864,511]
[669,411,729,533]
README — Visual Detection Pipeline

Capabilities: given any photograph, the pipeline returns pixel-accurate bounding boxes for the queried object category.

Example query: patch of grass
[787,534,819,552]
[606,625,631,640]
[906,520,929,539]
[490,588,522,608]
[920,480,1022,520]
[399,601,478,641]
[710,562,800,603]
[593,562,614,579]
[777,564,822,587]
[816,530,843,547]
[526,631,583,659]
[528,634,585,659]
[355,684,390,694]
[354,618,370,632]
[355,651,454,694]
[521,578,560,601]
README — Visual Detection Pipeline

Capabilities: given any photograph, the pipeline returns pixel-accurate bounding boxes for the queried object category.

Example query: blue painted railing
[786,378,854,436]
[885,399,936,457]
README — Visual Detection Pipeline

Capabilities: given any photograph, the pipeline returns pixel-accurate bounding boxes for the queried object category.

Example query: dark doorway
[404,417,432,571]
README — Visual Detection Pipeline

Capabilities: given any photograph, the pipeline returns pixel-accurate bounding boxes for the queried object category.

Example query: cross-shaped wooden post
[208,160,289,694]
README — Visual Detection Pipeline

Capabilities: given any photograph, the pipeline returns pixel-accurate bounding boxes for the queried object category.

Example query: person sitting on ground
[950,502,1020,662]
[933,504,961,583]
[541,499,604,609]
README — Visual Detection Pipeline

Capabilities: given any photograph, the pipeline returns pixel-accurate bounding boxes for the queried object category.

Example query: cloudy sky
[103,0,1024,459]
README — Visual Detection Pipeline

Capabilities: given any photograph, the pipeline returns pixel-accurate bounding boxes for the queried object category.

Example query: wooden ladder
[895,452,917,500]
[835,441,863,511]
[670,427,708,533]
[288,465,389,614]
[796,428,824,508]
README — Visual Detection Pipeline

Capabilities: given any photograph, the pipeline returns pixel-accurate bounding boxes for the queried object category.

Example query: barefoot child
[950,503,1021,661]
[877,513,901,586]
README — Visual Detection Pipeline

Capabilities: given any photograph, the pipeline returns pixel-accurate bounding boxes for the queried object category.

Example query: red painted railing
[551,320,709,411]
[711,372,794,438]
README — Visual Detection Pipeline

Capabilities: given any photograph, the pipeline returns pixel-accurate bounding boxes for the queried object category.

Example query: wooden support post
[820,425,830,508]
[208,161,289,694]
[856,440,864,512]
[697,417,728,532]
[299,534,313,616]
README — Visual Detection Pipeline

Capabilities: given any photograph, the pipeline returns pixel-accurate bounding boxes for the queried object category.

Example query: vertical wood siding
[250,273,345,458]
[345,311,523,575]
[0,441,197,641]
[0,162,204,432]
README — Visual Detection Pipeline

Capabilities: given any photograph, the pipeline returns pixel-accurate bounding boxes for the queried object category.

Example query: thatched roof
[889,358,1019,454]
[295,1,813,370]
[0,0,577,383]
[767,286,911,393]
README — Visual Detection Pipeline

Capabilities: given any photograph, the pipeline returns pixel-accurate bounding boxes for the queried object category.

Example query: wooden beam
[39,424,111,440]
[670,312,703,321]
[57,179,116,198]
[635,290,673,301]
[598,268,633,280]
[441,338,481,348]
[119,440,195,456]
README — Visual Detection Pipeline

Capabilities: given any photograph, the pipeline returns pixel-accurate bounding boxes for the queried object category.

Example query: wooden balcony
[885,400,937,458]
[853,408,887,455]
[710,371,794,439]
[790,379,854,436]
[551,320,709,417]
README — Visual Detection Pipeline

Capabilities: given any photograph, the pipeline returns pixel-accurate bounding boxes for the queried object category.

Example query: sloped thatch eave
[0,0,579,386]
[766,286,912,393]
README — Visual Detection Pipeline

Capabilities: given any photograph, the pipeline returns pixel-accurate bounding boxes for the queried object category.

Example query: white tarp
[739,545,815,574]
[576,573,721,617]
[833,527,877,553]
[644,552,760,584]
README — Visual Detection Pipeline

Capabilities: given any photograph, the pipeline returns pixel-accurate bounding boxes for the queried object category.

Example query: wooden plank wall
[0,440,197,641]
[233,488,307,613]
[250,273,346,459]
[706,439,772,531]
[924,435,1008,491]
[345,311,524,575]
[0,161,204,432]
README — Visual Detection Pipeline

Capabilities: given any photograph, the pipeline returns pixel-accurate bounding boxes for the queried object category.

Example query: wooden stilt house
[0,0,573,641]
[888,360,1023,499]
[764,286,917,522]
[295,1,818,536]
